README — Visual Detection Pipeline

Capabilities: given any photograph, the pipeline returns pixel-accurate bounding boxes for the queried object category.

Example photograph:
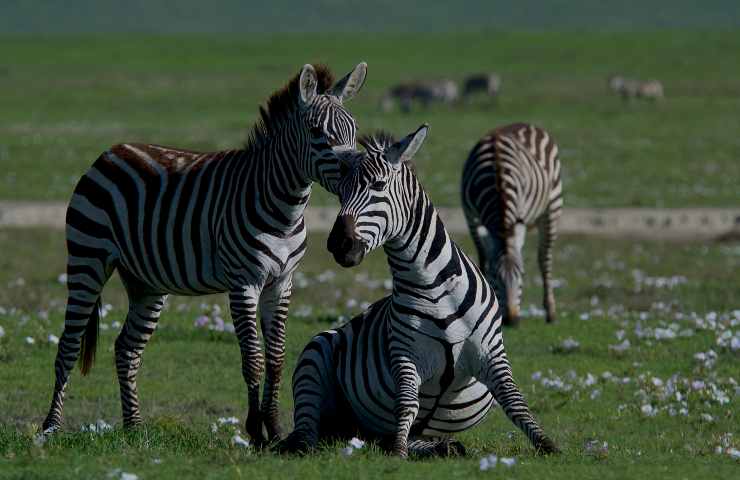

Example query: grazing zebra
[379,79,458,113]
[462,73,501,101]
[276,126,559,458]
[608,75,664,101]
[41,62,368,446]
[461,123,562,326]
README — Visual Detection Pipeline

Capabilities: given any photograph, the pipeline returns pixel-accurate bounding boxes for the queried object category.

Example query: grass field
[2,31,740,207]
[0,229,738,478]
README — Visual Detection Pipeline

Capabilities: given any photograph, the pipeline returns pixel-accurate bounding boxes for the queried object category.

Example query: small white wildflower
[32,433,47,447]
[691,380,705,391]
[584,440,608,455]
[590,389,602,400]
[727,448,740,459]
[583,373,597,387]
[152,458,162,465]
[340,446,354,457]
[499,457,516,467]
[651,377,664,388]
[47,334,59,345]
[120,474,139,480]
[231,433,250,448]
[559,337,580,351]
[111,320,122,329]
[579,312,590,321]
[217,416,240,426]
[0,325,5,338]
[383,279,393,290]
[479,454,498,470]
[641,404,657,417]
[349,437,365,449]
[609,339,631,353]
[700,413,714,422]
[615,329,626,340]
[25,336,35,345]
[57,273,68,284]
[210,423,218,433]
[531,371,542,381]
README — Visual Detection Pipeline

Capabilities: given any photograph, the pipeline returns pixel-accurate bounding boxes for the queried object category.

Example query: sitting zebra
[379,79,459,113]
[40,62,367,446]
[276,126,559,458]
[462,73,501,102]
[461,123,563,326]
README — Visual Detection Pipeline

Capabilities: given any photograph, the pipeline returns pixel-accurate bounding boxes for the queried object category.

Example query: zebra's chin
[331,248,366,268]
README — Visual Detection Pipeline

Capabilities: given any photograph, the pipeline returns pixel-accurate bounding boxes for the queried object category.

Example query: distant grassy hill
[1,0,740,34]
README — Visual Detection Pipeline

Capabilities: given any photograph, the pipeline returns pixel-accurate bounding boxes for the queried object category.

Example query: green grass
[2,31,740,207]
[0,229,738,478]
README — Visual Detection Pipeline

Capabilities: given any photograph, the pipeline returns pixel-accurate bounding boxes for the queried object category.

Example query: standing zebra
[462,73,501,102]
[379,79,458,113]
[276,126,559,458]
[461,123,562,326]
[41,62,368,446]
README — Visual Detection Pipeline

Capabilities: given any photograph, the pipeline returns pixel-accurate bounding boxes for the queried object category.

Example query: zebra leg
[273,332,338,455]
[407,438,467,459]
[258,278,292,442]
[390,358,421,458]
[480,351,559,454]
[537,213,557,324]
[229,287,266,446]
[42,253,113,433]
[463,209,489,277]
[114,291,167,428]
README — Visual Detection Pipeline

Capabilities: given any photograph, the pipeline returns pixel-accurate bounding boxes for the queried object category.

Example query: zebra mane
[244,64,335,153]
[358,131,417,172]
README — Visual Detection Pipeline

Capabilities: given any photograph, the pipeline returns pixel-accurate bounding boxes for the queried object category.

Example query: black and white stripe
[41,63,368,445]
[277,126,558,458]
[461,123,563,326]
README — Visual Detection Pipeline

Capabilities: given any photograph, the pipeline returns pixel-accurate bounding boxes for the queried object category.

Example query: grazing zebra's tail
[79,298,102,376]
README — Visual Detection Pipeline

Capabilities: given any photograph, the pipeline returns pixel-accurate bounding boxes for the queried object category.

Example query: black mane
[244,64,335,153]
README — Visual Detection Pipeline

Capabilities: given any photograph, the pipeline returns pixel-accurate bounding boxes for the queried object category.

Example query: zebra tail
[79,298,101,376]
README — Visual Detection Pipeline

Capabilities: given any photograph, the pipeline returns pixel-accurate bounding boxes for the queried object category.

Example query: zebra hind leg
[42,253,114,434]
[114,290,167,428]
[407,438,467,459]
[537,213,558,324]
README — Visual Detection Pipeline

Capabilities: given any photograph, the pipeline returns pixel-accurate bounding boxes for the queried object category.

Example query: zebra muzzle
[327,215,366,267]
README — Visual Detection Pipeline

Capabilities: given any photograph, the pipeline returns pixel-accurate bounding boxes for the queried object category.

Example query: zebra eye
[370,180,386,191]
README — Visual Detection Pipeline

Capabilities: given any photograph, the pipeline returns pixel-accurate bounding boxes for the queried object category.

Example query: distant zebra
[276,126,559,458]
[608,75,663,101]
[41,62,368,445]
[380,79,458,113]
[461,123,562,326]
[462,73,501,101]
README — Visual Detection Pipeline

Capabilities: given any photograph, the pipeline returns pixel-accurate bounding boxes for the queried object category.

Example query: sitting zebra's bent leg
[230,287,266,446]
[114,288,166,428]
[258,277,293,443]
[274,332,340,455]
[480,351,559,454]
[42,252,114,434]
[407,438,467,459]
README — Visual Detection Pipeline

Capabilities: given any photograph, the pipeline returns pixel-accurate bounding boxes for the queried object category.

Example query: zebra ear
[299,64,318,104]
[330,62,367,103]
[387,124,429,169]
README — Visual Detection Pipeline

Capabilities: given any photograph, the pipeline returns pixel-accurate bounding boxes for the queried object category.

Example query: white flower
[0,325,5,338]
[47,334,59,345]
[340,446,354,457]
[499,457,516,467]
[25,336,35,345]
[590,389,602,400]
[560,337,580,351]
[531,371,542,381]
[217,416,240,426]
[728,448,740,460]
[651,377,663,388]
[615,329,626,340]
[609,339,631,353]
[479,454,498,470]
[700,413,714,422]
[33,433,47,447]
[641,404,657,417]
[349,437,365,449]
[383,279,393,290]
[120,474,139,480]
[57,273,68,284]
[231,434,250,448]
[654,328,676,340]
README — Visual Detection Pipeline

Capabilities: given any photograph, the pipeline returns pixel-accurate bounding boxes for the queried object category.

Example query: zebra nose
[327,215,365,267]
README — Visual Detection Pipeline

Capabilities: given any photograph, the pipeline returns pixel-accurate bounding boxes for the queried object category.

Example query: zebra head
[327,125,429,267]
[489,223,526,325]
[297,63,367,194]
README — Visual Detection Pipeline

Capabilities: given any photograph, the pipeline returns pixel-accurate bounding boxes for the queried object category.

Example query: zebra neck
[385,196,469,316]
[237,139,313,229]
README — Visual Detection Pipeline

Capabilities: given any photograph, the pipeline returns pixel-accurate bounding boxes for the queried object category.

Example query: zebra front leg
[114,293,166,428]
[390,358,421,458]
[537,214,557,324]
[480,351,558,454]
[230,287,266,446]
[258,278,292,443]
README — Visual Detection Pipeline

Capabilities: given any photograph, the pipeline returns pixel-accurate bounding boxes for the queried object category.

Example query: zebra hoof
[41,423,60,436]
[272,432,312,455]
[536,437,560,455]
